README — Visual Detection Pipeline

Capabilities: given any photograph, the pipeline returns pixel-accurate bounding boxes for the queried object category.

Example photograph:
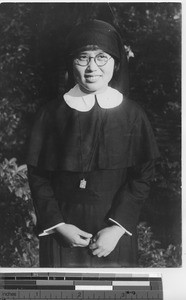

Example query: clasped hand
[55,224,92,248]
[89,225,125,257]
[55,224,125,257]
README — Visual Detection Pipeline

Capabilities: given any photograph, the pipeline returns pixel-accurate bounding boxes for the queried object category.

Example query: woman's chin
[79,83,107,94]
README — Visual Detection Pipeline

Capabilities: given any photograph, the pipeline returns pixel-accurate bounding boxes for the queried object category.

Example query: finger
[97,251,107,258]
[79,240,90,247]
[89,242,98,250]
[95,249,111,258]
[73,243,87,248]
[78,229,93,239]
[92,247,104,256]
[76,237,91,247]
[102,251,111,257]
[71,242,89,248]
[91,237,97,242]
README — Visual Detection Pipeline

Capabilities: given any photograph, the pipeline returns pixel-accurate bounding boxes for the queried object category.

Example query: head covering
[64,19,129,96]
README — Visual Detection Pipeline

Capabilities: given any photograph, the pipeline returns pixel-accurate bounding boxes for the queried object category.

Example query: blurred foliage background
[0,3,181,267]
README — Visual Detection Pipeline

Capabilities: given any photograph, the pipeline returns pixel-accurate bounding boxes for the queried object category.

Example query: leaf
[17,165,27,172]
[9,158,17,165]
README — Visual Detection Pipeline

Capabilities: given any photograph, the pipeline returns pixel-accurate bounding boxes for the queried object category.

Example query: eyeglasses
[74,53,112,67]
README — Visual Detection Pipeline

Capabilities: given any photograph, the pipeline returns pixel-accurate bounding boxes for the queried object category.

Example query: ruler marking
[36,280,74,286]
[0,289,163,299]
[75,280,112,286]
[112,281,150,286]
[75,286,113,291]
[0,273,163,299]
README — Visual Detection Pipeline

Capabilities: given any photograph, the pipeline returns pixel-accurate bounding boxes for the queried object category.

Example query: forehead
[75,45,106,55]
[77,45,100,52]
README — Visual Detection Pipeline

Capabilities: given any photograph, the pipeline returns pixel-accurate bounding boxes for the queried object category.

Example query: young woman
[27,20,159,267]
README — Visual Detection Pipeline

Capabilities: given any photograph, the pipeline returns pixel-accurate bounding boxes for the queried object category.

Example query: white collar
[63,85,123,112]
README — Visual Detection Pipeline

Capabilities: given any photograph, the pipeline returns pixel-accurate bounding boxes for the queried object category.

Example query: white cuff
[108,218,132,236]
[39,222,65,237]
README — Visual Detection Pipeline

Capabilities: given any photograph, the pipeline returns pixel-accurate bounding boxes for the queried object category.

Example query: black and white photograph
[0,1,181,271]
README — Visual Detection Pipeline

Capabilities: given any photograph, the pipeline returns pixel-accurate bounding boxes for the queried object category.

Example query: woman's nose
[87,57,98,71]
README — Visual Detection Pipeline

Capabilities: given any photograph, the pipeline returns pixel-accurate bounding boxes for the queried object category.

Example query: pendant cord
[78,95,107,178]
[78,110,84,176]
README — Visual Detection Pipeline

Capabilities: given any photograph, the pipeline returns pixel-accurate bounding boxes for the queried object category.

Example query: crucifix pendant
[79,178,87,189]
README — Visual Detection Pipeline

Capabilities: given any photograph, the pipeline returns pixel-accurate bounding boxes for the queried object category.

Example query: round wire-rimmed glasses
[74,53,112,67]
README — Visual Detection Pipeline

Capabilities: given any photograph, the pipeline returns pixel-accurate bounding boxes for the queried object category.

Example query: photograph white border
[0,1,185,299]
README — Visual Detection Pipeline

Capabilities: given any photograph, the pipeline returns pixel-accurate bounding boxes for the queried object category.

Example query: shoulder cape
[26,96,160,171]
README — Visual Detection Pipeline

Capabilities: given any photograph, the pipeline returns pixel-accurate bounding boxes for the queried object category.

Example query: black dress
[27,95,159,267]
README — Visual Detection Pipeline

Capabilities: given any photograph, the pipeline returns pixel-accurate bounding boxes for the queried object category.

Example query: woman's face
[73,49,115,94]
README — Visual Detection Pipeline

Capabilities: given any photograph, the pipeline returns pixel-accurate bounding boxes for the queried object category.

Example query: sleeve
[108,160,155,234]
[107,101,160,233]
[108,218,132,236]
[26,103,59,171]
[39,222,65,237]
[27,165,64,234]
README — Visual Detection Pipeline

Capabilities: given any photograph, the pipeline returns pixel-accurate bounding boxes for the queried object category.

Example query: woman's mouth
[85,75,101,83]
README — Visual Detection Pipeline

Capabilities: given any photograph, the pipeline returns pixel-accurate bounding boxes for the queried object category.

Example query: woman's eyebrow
[78,50,105,54]
[78,52,89,55]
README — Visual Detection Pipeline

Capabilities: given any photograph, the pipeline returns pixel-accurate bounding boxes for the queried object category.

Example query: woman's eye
[78,55,88,61]
[97,54,108,60]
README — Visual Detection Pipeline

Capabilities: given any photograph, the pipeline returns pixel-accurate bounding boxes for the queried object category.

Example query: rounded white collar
[63,85,123,112]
